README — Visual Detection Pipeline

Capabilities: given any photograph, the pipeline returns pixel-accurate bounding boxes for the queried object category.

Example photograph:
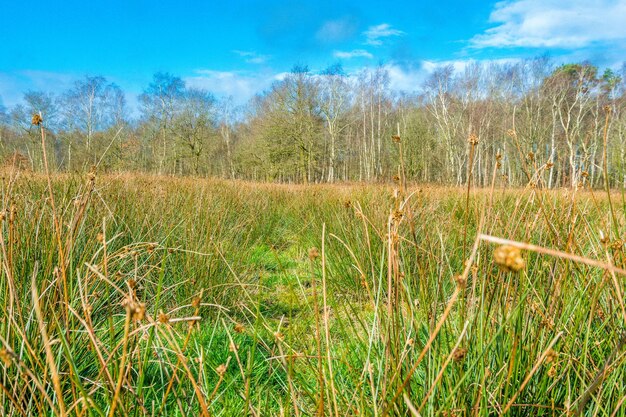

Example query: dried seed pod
[123,299,146,322]
[452,347,468,362]
[493,245,525,272]
[547,364,557,378]
[158,312,170,324]
[31,113,43,126]
[216,364,227,376]
[0,348,12,366]
[454,274,467,290]
[545,349,557,364]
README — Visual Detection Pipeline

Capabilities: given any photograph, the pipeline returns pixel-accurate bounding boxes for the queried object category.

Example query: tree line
[1,57,625,187]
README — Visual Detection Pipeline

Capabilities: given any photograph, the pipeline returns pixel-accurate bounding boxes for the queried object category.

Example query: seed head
[216,363,227,376]
[493,245,525,273]
[452,347,468,362]
[147,243,157,254]
[234,322,245,333]
[124,299,146,322]
[31,113,43,126]
[308,247,320,261]
[612,239,622,247]
[158,312,170,324]
[391,134,401,143]
[454,274,467,290]
[0,348,12,367]
[596,307,605,321]
[545,349,558,364]
[468,134,479,146]
[547,364,557,378]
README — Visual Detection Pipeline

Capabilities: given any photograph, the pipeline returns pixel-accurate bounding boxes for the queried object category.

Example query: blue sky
[1,0,625,109]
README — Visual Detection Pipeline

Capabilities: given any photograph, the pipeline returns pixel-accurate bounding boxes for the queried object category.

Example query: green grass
[0,171,624,416]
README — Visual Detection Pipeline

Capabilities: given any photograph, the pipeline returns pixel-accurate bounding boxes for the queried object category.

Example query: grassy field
[0,171,625,416]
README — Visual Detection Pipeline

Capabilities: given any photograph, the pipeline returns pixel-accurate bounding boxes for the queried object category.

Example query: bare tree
[319,64,351,182]
[139,72,185,174]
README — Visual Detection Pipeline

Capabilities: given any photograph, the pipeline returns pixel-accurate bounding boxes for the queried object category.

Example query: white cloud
[163,59,525,107]
[364,23,405,46]
[357,58,523,94]
[0,70,76,108]
[420,58,519,73]
[333,49,374,59]
[470,0,626,49]
[232,50,271,64]
[184,70,280,104]
[385,65,427,92]
[316,18,358,42]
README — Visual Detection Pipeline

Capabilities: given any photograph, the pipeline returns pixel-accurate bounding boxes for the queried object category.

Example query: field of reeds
[0,162,624,416]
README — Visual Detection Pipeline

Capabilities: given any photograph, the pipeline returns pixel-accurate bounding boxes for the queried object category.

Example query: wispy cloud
[366,58,523,94]
[316,18,358,43]
[470,0,626,49]
[364,23,405,46]
[185,70,281,103]
[0,70,76,107]
[333,49,373,59]
[420,58,520,73]
[232,50,271,64]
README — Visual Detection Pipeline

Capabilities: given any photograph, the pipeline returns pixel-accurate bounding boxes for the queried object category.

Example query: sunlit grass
[0,169,624,416]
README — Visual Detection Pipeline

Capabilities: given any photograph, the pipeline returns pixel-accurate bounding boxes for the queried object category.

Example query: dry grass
[0,139,625,415]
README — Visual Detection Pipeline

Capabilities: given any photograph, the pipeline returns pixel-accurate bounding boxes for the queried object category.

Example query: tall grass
[0,129,624,415]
